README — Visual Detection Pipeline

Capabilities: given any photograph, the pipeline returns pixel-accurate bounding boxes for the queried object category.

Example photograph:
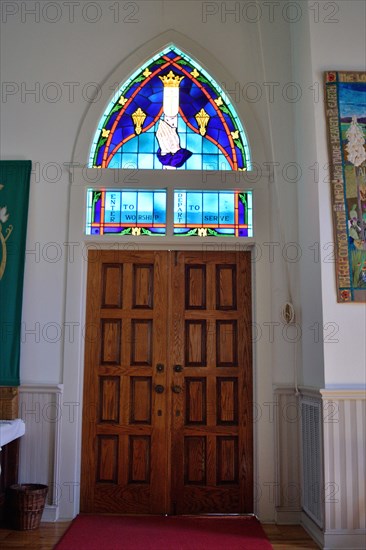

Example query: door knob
[155,385,165,394]
[172,385,182,394]
[173,364,183,373]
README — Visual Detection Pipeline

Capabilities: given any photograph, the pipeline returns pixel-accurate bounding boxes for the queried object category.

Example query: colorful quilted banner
[325,72,366,302]
[0,160,31,385]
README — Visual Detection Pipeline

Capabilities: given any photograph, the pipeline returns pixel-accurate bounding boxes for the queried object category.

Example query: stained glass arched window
[90,45,251,171]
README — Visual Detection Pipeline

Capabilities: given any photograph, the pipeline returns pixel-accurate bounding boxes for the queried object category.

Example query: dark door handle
[173,364,183,373]
[155,385,165,394]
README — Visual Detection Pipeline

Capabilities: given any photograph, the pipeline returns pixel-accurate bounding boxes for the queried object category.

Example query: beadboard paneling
[18,385,62,520]
[321,390,366,549]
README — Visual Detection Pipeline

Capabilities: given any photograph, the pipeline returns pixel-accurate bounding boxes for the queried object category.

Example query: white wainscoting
[300,395,323,528]
[274,387,324,548]
[321,389,366,550]
[274,387,302,524]
[299,390,324,548]
[275,387,366,549]
[18,385,63,522]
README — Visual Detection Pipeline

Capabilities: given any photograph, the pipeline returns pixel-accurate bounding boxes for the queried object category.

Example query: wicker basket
[7,484,48,530]
[0,387,18,419]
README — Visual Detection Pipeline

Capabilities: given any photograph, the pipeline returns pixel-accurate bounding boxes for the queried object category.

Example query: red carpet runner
[54,515,273,550]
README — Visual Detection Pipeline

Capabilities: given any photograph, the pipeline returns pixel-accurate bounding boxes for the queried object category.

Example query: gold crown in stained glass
[159,71,184,88]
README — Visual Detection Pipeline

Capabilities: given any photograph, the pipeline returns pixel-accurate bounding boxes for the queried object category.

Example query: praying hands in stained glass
[156,119,192,169]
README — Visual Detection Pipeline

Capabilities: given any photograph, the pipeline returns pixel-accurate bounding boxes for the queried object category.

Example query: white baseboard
[301,511,324,548]
[41,505,59,522]
[323,530,366,550]
[275,509,301,524]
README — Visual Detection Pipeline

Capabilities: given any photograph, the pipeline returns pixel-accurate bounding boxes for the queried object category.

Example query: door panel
[81,250,252,515]
[170,252,252,514]
[81,251,169,514]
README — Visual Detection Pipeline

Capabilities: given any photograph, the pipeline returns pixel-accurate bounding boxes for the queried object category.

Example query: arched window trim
[70,32,270,242]
[72,30,266,170]
[89,44,252,172]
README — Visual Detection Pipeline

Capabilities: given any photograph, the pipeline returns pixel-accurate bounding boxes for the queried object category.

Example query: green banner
[0,161,32,386]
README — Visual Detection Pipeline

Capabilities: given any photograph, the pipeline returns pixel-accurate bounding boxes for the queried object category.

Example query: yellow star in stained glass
[191,68,199,78]
[214,96,223,107]
[143,68,152,78]
[118,96,128,106]
[238,168,247,171]
[231,130,239,140]
[102,129,110,138]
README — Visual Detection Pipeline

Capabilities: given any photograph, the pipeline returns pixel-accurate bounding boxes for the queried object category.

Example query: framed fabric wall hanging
[0,160,32,384]
[325,71,366,302]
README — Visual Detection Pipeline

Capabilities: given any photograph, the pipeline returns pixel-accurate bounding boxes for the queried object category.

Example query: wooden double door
[81,250,253,515]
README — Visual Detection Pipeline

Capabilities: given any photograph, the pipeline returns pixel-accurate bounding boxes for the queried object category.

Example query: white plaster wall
[0,1,301,391]
[291,0,366,389]
[0,0,316,521]
[307,0,366,388]
[291,2,325,389]
[257,2,301,387]
[291,7,366,546]
[2,5,363,391]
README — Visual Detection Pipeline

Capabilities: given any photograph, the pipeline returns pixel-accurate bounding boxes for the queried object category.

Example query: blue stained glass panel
[153,192,166,224]
[86,189,167,236]
[186,155,203,170]
[105,191,121,223]
[137,192,153,223]
[138,154,155,169]
[219,193,235,224]
[120,154,138,169]
[173,190,253,237]
[202,193,219,223]
[203,140,218,154]
[139,134,155,153]
[186,193,203,224]
[121,192,137,223]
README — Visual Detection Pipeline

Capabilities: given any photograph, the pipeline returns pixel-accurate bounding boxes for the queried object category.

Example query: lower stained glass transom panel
[86,189,253,237]
[86,189,167,236]
[174,190,253,237]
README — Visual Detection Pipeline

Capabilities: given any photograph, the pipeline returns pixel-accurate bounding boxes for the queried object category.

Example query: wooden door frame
[60,210,273,521]
[81,247,254,513]
[63,29,271,521]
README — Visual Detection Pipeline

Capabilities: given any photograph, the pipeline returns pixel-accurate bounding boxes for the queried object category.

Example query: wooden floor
[262,524,320,549]
[0,521,320,549]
